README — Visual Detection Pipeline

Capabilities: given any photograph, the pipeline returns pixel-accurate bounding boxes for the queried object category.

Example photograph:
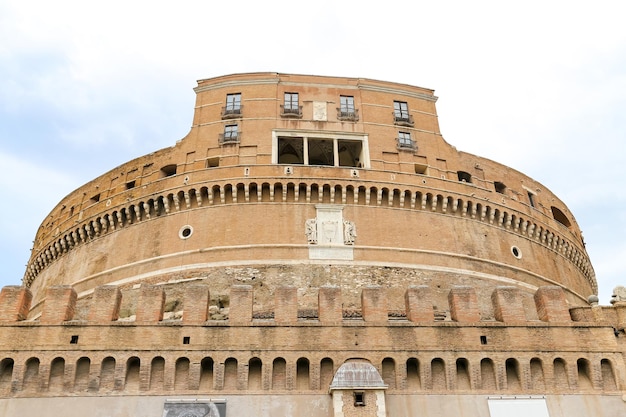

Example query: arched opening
[248,358,262,390]
[23,357,40,392]
[272,358,287,390]
[175,357,190,391]
[320,358,334,390]
[150,357,165,391]
[577,358,592,389]
[382,357,396,389]
[296,357,310,390]
[74,357,90,392]
[431,358,446,390]
[457,171,472,183]
[530,358,545,390]
[223,358,238,390]
[0,358,15,392]
[601,359,617,390]
[200,357,214,390]
[480,358,496,390]
[99,357,116,391]
[505,358,521,390]
[49,357,65,392]
[553,358,568,390]
[406,358,420,390]
[125,357,140,392]
[456,358,471,390]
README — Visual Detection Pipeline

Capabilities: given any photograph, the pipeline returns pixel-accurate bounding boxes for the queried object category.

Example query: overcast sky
[1,1,624,304]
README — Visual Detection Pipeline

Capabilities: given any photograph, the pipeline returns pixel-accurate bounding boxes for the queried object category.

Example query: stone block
[40,285,77,324]
[362,286,387,322]
[229,285,253,324]
[274,287,298,324]
[0,286,32,322]
[534,286,571,322]
[135,285,165,323]
[319,286,342,322]
[405,285,434,322]
[492,286,526,322]
[183,284,210,324]
[88,285,122,323]
[449,286,480,322]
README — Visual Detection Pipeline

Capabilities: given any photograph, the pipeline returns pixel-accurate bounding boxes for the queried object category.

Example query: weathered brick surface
[229,285,252,324]
[0,286,31,322]
[319,286,342,323]
[448,286,479,322]
[88,285,122,323]
[534,286,571,322]
[405,286,434,322]
[361,286,387,322]
[182,284,210,324]
[492,286,526,322]
[40,286,77,324]
[275,287,298,324]
[135,285,165,323]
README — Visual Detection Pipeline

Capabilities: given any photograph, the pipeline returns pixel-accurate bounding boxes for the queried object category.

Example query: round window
[179,225,193,239]
[511,246,522,259]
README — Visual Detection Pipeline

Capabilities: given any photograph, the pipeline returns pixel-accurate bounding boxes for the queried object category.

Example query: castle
[0,73,624,416]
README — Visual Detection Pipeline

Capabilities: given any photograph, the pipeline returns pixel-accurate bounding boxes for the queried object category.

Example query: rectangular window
[220,124,239,144]
[284,92,299,110]
[338,95,358,121]
[394,100,413,126]
[528,191,536,208]
[282,92,302,117]
[275,132,368,168]
[397,131,414,149]
[223,93,242,118]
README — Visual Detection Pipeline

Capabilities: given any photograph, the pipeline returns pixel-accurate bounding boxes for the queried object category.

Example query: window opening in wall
[393,100,414,126]
[457,171,472,183]
[282,92,302,117]
[183,336,190,345]
[414,164,428,175]
[397,131,414,150]
[206,157,220,168]
[70,335,79,344]
[338,140,363,167]
[275,132,369,168]
[308,139,335,166]
[126,180,136,190]
[69,206,74,217]
[338,95,358,121]
[354,391,365,406]
[90,194,101,203]
[494,181,507,194]
[220,124,239,144]
[222,93,241,118]
[161,164,177,177]
[551,206,571,228]
[278,137,305,164]
[480,335,487,345]
[528,191,536,207]
[511,246,522,259]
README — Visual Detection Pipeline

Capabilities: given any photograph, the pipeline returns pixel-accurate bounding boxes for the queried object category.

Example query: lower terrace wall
[1,394,625,417]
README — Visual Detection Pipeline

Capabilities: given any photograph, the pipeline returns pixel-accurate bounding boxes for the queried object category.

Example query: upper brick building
[0,73,624,417]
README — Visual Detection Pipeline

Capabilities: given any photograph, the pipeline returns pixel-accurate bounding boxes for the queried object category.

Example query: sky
[0,1,624,304]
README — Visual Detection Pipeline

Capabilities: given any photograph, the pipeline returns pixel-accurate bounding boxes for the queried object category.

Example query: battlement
[0,283,619,326]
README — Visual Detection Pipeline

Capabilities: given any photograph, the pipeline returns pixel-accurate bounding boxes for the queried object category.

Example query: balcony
[280,105,303,118]
[337,108,359,122]
[393,113,414,127]
[221,106,243,119]
[219,132,241,145]
[396,138,416,152]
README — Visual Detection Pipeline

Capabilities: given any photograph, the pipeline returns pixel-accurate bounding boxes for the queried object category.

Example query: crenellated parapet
[0,284,624,398]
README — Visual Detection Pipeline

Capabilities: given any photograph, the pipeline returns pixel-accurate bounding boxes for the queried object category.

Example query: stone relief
[305,218,317,244]
[343,221,356,245]
[306,218,356,246]
[162,402,224,417]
